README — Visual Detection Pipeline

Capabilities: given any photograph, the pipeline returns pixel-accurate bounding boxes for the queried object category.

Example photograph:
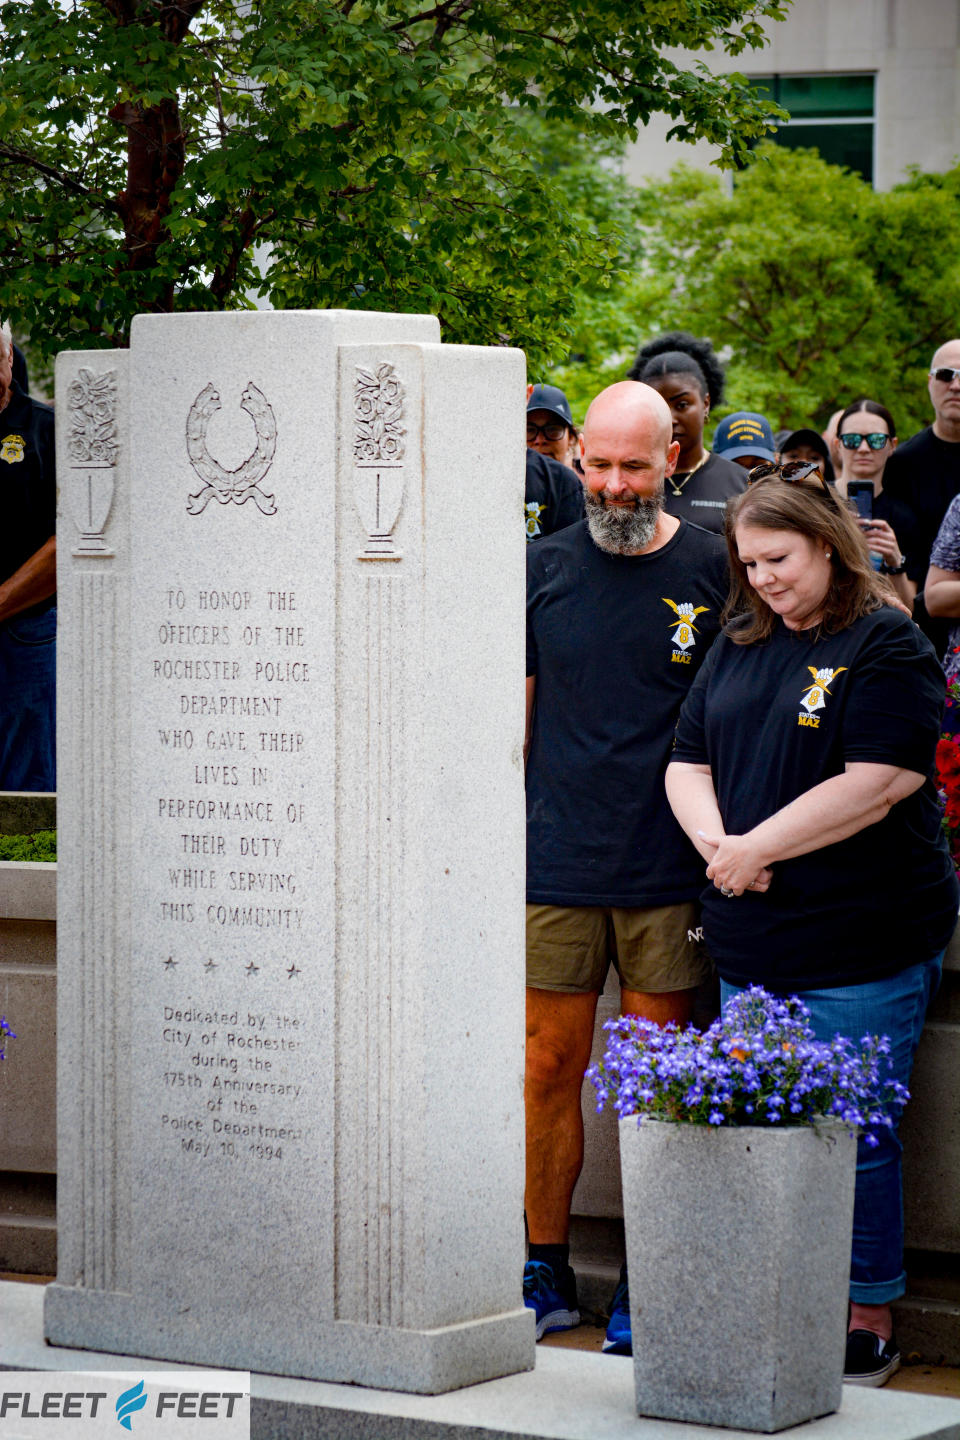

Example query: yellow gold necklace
[668,450,711,497]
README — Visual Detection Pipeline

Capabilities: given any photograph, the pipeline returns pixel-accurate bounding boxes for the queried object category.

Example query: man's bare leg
[619,986,696,1027]
[524,987,600,1242]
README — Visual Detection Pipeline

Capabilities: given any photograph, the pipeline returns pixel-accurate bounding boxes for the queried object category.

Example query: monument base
[43,1283,532,1395]
[4,1285,960,1440]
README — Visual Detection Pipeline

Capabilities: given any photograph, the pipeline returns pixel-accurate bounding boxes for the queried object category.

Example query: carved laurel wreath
[185,382,278,516]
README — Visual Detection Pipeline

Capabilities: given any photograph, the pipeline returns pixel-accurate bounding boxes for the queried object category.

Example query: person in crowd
[777,426,835,483]
[822,408,845,477]
[665,468,958,1388]
[524,381,728,1355]
[885,340,960,652]
[524,448,583,543]
[12,342,29,394]
[712,411,777,472]
[527,383,580,471]
[834,399,916,607]
[0,321,57,791]
[627,332,746,534]
[921,491,960,685]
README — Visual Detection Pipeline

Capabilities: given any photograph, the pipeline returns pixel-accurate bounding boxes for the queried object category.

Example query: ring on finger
[720,885,735,898]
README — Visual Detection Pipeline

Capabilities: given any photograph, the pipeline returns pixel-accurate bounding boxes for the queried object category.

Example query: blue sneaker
[523,1260,580,1340]
[603,1272,632,1355]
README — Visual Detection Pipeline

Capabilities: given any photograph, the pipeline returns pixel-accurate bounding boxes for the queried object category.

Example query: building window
[749,74,876,183]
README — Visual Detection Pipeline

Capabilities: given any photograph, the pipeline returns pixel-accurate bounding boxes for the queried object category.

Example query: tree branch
[388,0,474,35]
[0,144,116,209]
[161,1,208,45]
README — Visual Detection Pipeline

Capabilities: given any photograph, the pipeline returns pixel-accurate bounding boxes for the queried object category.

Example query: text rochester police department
[0,1389,244,1419]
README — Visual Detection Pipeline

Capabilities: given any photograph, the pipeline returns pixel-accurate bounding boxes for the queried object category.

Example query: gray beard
[584,488,662,554]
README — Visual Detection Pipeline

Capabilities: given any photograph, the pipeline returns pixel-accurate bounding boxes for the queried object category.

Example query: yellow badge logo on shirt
[663,597,710,664]
[525,501,546,541]
[0,434,25,463]
[798,666,848,728]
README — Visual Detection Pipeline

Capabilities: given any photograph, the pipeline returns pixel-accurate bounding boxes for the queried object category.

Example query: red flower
[937,738,960,780]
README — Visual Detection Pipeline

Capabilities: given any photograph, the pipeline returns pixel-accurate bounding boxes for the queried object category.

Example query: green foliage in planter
[0,830,57,862]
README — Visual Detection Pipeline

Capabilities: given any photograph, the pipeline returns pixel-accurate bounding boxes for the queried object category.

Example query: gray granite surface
[620,1117,857,1432]
[7,1284,960,1440]
[48,311,532,1393]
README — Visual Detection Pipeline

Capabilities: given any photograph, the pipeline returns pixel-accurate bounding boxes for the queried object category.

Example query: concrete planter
[0,857,57,1273]
[619,1115,856,1433]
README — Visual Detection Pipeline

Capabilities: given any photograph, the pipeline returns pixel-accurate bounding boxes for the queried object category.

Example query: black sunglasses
[931,367,960,384]
[839,432,890,451]
[747,459,833,496]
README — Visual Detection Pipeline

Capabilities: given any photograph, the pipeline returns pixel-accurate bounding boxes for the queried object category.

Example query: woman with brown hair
[665,466,958,1388]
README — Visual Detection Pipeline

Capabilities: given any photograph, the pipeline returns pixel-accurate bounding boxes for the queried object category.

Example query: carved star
[245,960,260,976]
[287,963,301,979]
[203,958,218,973]
[163,956,177,970]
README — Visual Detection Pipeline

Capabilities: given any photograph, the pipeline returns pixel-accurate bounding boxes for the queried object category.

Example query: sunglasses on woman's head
[839,432,890,451]
[746,459,839,509]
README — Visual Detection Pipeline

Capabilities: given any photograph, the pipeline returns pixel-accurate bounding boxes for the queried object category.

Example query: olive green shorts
[526,901,711,995]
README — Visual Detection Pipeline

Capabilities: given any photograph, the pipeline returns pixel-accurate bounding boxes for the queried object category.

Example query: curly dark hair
[627,331,726,409]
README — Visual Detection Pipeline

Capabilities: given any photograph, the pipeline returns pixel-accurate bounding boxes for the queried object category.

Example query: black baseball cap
[527,384,574,428]
[778,428,830,464]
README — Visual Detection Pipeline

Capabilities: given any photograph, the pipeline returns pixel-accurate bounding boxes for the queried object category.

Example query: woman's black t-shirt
[672,607,959,990]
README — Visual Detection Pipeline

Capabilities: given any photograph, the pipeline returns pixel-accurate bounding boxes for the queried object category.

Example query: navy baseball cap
[527,384,574,428]
[713,411,776,463]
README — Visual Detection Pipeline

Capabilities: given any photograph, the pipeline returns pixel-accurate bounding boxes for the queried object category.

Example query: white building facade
[623,0,960,190]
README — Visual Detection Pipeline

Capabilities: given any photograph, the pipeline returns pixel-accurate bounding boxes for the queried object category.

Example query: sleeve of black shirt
[34,402,56,541]
[526,550,541,678]
[841,613,944,774]
[544,455,584,534]
[671,633,722,765]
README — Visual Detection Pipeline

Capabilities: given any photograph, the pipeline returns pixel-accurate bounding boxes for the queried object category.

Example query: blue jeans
[0,605,56,792]
[721,956,942,1305]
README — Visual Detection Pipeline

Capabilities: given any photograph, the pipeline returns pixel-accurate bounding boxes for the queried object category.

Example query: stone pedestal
[44,310,532,1393]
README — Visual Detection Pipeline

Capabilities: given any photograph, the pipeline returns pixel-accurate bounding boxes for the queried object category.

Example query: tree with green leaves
[0,0,789,372]
[554,144,960,437]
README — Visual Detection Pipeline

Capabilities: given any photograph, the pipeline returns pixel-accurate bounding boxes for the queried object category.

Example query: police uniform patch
[0,434,25,464]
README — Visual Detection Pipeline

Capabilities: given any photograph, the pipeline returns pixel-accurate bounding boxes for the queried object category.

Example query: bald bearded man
[523,382,729,1353]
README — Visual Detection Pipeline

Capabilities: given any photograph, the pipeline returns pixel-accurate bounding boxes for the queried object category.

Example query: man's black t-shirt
[673,608,959,990]
[524,450,584,543]
[883,427,960,582]
[663,452,746,535]
[526,519,729,906]
[0,382,55,589]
